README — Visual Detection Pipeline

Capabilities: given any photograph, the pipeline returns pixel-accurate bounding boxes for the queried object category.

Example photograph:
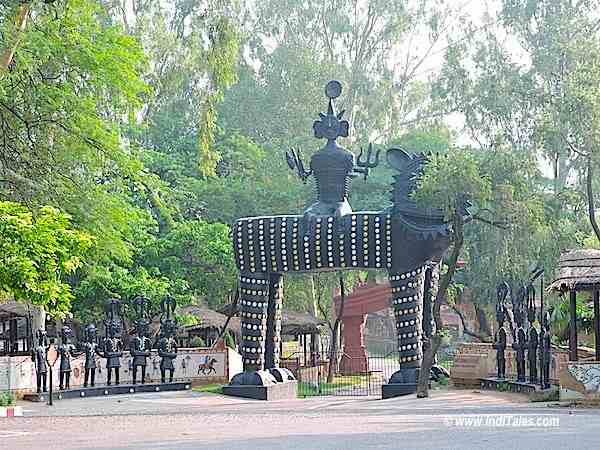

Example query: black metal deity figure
[130,295,152,384]
[57,325,77,390]
[157,295,178,383]
[540,311,552,389]
[493,282,509,379]
[100,298,124,386]
[512,286,528,383]
[81,324,99,387]
[526,285,539,384]
[230,80,471,394]
[32,329,49,393]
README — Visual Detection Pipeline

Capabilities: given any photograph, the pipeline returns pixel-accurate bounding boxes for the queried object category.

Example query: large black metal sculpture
[493,282,509,379]
[99,298,124,386]
[130,295,152,385]
[157,295,178,384]
[230,80,470,396]
[32,329,49,393]
[81,324,99,388]
[540,311,552,389]
[526,285,539,384]
[512,286,528,383]
[57,325,77,390]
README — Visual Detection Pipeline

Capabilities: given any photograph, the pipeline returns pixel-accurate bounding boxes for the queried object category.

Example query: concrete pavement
[1,389,597,450]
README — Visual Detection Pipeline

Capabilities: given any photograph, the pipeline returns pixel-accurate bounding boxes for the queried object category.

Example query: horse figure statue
[198,356,218,376]
[229,80,470,396]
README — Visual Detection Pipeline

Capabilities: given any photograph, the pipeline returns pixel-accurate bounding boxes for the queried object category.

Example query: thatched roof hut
[178,304,240,347]
[280,310,325,336]
[548,249,600,292]
[217,303,325,336]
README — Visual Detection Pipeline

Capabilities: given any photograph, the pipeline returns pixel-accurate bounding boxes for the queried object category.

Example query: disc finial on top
[325,80,342,99]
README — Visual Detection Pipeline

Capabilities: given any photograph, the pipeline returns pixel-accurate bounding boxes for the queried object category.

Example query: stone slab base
[22,382,191,402]
[480,377,538,394]
[381,383,416,399]
[222,381,298,401]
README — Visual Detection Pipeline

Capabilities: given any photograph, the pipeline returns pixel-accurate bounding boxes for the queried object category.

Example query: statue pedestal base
[381,383,417,399]
[222,380,298,401]
[479,377,538,394]
[23,382,191,402]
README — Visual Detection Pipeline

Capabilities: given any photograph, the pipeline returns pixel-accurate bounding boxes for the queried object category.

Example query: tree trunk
[416,210,464,398]
[327,275,347,383]
[587,157,600,243]
[474,302,492,336]
[0,4,31,75]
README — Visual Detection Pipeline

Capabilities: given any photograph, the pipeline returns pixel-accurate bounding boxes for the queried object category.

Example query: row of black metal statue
[31,295,179,393]
[493,280,552,389]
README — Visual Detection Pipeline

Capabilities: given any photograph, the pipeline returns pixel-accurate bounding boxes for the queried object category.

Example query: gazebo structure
[549,249,600,402]
[548,249,600,361]
[0,301,45,356]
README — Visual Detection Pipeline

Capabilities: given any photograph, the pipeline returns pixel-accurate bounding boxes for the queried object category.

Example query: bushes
[0,391,15,407]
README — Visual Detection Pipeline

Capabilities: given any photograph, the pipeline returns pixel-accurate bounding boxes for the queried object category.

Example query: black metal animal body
[231,81,470,392]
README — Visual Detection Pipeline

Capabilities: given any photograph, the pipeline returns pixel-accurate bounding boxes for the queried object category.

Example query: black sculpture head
[386,148,470,272]
[60,325,72,342]
[36,329,48,347]
[85,324,97,342]
[312,80,349,142]
[526,284,536,324]
[496,281,510,326]
[132,294,150,336]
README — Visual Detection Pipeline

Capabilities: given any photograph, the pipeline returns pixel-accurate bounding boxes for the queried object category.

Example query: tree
[0,201,91,316]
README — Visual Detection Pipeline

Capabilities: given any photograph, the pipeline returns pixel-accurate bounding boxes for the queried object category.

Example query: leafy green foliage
[0,201,91,316]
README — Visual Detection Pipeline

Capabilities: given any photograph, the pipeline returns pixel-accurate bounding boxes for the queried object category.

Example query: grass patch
[192,384,224,394]
[0,391,15,406]
[298,375,367,398]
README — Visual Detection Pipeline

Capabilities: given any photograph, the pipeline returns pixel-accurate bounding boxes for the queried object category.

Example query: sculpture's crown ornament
[312,80,349,141]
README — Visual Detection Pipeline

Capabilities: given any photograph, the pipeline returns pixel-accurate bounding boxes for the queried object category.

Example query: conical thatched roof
[548,249,600,292]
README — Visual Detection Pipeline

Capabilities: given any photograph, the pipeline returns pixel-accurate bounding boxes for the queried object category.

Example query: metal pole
[569,289,578,361]
[594,290,600,361]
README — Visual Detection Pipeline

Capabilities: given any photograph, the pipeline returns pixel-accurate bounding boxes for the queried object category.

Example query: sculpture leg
[42,373,47,392]
[529,355,537,384]
[107,368,112,386]
[385,265,426,394]
[161,369,166,384]
[141,365,147,384]
[169,369,174,383]
[115,368,120,385]
[59,371,65,390]
[65,372,70,390]
[239,272,270,372]
[132,365,138,384]
[497,354,505,379]
[90,368,95,387]
[264,273,283,369]
[36,372,42,393]
[84,369,89,388]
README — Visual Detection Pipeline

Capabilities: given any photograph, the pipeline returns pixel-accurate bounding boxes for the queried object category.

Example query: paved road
[2,389,598,450]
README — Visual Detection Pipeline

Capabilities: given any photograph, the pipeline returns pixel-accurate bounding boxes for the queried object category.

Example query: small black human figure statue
[81,324,99,387]
[526,285,539,384]
[100,298,124,386]
[493,282,509,379]
[157,295,178,383]
[57,325,77,390]
[541,311,552,389]
[31,329,49,393]
[512,287,528,383]
[130,295,152,385]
